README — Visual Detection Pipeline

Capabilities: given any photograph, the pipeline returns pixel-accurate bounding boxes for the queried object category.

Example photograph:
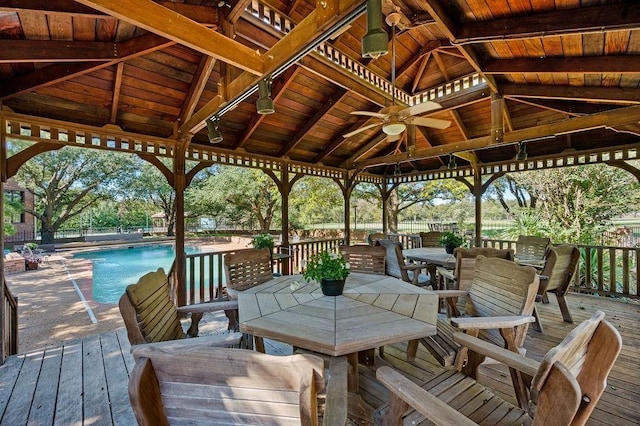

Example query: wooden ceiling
[1,0,639,179]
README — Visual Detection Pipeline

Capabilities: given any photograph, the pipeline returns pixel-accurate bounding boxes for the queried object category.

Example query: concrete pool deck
[5,237,250,354]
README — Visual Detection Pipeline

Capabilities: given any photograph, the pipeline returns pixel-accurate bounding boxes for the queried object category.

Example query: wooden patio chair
[376,310,622,426]
[375,239,430,286]
[515,235,551,268]
[531,245,581,333]
[129,345,348,426]
[367,232,386,245]
[412,255,539,387]
[119,268,242,350]
[436,247,515,317]
[224,247,273,352]
[339,244,385,275]
[419,231,443,248]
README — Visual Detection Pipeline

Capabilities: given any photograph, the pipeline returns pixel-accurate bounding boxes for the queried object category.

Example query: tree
[290,177,343,227]
[186,166,279,232]
[12,145,135,244]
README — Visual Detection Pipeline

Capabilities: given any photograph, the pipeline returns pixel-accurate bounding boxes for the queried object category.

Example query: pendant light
[206,116,223,144]
[362,0,388,59]
[447,154,457,170]
[516,142,528,161]
[256,77,275,115]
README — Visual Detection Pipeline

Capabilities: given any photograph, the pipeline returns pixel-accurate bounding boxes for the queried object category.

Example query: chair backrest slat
[516,235,551,262]
[339,245,385,275]
[419,232,443,248]
[224,248,273,292]
[542,245,580,292]
[375,239,409,282]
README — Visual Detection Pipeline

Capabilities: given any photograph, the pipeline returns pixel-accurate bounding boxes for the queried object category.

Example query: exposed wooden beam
[0,40,120,63]
[0,0,106,17]
[396,40,446,79]
[450,109,469,140]
[109,62,124,124]
[510,97,622,117]
[454,3,640,44]
[75,0,263,74]
[432,51,450,81]
[501,84,640,105]
[411,53,430,94]
[342,133,386,167]
[179,0,366,136]
[484,56,640,75]
[233,66,300,149]
[225,0,252,24]
[278,88,348,157]
[0,33,175,100]
[179,55,216,128]
[315,116,374,163]
[354,105,640,168]
[422,0,498,93]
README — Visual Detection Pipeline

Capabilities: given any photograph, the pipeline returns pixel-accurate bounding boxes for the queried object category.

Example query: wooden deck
[1,294,638,425]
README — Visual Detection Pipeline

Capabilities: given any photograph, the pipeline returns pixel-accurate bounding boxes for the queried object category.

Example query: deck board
[0,293,638,425]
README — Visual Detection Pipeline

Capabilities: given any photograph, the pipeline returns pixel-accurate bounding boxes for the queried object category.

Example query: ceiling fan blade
[343,122,382,138]
[402,101,443,117]
[350,110,387,118]
[406,116,452,130]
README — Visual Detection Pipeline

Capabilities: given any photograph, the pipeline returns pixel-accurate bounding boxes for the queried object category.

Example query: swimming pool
[73,244,205,303]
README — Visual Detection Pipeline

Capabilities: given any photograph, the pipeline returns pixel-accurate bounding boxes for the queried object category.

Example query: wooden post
[473,166,482,247]
[280,167,290,275]
[0,116,5,363]
[343,184,352,245]
[174,147,186,307]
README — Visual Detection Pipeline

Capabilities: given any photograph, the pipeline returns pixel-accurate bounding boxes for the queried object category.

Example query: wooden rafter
[484,57,640,75]
[233,66,300,149]
[179,55,216,129]
[396,40,446,79]
[432,51,450,81]
[354,105,640,168]
[454,3,640,44]
[501,84,640,105]
[277,88,348,157]
[225,0,253,24]
[342,133,386,167]
[314,116,373,163]
[450,109,469,140]
[75,0,262,74]
[0,33,175,100]
[411,53,431,94]
[109,62,124,124]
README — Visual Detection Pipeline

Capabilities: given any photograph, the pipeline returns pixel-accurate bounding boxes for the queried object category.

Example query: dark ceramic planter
[320,278,345,296]
[445,243,457,254]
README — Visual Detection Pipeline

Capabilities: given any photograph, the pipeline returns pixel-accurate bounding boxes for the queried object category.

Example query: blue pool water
[73,245,202,304]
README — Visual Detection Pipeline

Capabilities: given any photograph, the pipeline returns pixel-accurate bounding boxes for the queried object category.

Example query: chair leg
[406,339,419,362]
[556,294,573,323]
[531,305,544,333]
[254,336,265,353]
[186,312,204,337]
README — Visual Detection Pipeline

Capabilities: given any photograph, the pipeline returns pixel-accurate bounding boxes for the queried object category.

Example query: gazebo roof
[1,0,639,181]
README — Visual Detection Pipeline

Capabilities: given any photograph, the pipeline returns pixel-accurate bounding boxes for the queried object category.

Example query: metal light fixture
[382,120,406,136]
[256,77,275,115]
[206,116,223,144]
[516,142,528,161]
[362,0,388,59]
[447,154,457,170]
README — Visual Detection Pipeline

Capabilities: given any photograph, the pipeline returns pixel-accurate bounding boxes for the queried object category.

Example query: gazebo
[1,0,640,361]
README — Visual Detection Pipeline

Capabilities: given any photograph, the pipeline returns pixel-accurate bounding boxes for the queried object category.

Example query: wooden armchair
[367,232,386,245]
[515,235,551,268]
[376,310,622,426]
[436,247,515,317]
[339,244,385,275]
[413,255,539,388]
[419,231,443,248]
[531,245,581,333]
[129,345,348,426]
[119,268,241,350]
[375,239,430,286]
[224,248,274,352]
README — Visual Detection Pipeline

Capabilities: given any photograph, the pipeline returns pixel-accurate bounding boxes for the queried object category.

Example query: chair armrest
[400,263,425,271]
[451,315,535,330]
[436,266,455,281]
[376,366,477,426]
[176,299,238,315]
[323,356,348,426]
[433,290,468,299]
[131,332,243,355]
[452,333,539,377]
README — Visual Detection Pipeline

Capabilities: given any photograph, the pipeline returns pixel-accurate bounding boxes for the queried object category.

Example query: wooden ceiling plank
[74,0,263,74]
[342,133,386,167]
[0,39,117,63]
[109,62,124,124]
[0,0,106,17]
[455,3,640,44]
[277,88,348,157]
[450,109,469,140]
[484,56,640,75]
[315,115,374,163]
[0,33,175,100]
[178,55,216,128]
[501,83,640,104]
[354,104,640,168]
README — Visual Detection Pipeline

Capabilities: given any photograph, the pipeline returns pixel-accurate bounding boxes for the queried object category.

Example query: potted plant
[302,250,350,296]
[439,232,464,254]
[251,233,275,257]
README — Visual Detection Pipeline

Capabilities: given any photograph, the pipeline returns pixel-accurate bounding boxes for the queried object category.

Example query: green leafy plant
[251,233,274,250]
[25,242,38,250]
[302,250,350,282]
[438,232,464,247]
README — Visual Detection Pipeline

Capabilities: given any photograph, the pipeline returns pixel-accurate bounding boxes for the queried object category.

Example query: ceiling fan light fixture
[382,121,406,135]
[516,142,528,161]
[206,116,223,144]
[362,0,388,59]
[256,77,275,115]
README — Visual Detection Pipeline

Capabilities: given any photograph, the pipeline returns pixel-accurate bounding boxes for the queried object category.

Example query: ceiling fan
[344,12,451,141]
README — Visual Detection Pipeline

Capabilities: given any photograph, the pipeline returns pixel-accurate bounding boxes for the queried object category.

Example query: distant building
[3,178,35,242]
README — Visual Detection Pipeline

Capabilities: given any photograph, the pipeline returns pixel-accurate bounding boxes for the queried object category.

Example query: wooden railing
[2,277,18,363]
[171,238,345,306]
[479,239,640,299]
